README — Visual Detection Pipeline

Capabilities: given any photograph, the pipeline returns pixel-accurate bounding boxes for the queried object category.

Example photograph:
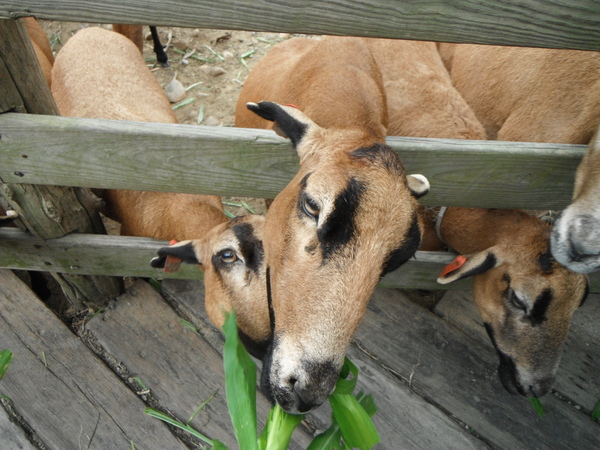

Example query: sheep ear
[247,101,315,147]
[437,250,502,284]
[406,174,430,199]
[151,240,201,272]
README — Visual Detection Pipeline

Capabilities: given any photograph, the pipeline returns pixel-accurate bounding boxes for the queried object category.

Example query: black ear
[247,101,308,147]
[150,241,200,269]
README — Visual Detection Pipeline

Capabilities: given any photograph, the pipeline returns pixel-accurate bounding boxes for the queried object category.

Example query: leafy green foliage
[592,401,600,420]
[529,397,545,418]
[146,313,380,449]
[222,311,259,449]
[0,350,14,381]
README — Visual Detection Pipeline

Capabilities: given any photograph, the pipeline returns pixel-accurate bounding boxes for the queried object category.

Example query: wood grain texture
[0,113,587,209]
[160,279,487,449]
[2,227,599,292]
[434,290,600,413]
[0,1,598,50]
[0,270,185,449]
[85,279,314,449]
[354,288,600,449]
[0,407,35,450]
[0,21,122,310]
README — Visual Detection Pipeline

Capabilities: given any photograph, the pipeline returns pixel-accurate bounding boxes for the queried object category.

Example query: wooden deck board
[0,270,184,449]
[2,270,598,449]
[356,288,600,449]
[161,279,487,449]
[0,407,35,450]
[85,279,314,449]
[433,290,600,413]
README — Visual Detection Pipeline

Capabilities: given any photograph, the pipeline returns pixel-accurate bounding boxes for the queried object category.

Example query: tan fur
[438,43,600,144]
[51,27,225,241]
[365,39,486,140]
[236,36,428,413]
[23,18,54,87]
[111,24,143,53]
[551,131,600,272]
[185,215,269,342]
[422,206,588,397]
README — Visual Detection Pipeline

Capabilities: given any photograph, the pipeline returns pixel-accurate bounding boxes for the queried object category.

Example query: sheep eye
[508,290,527,312]
[219,249,238,264]
[302,196,320,219]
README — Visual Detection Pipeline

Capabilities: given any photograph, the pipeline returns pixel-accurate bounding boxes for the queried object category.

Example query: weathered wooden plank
[0,1,598,50]
[0,20,122,312]
[0,19,56,115]
[3,227,600,292]
[354,288,600,449]
[433,290,600,413]
[0,113,586,209]
[0,269,185,449]
[0,56,25,114]
[85,278,314,449]
[159,279,489,448]
[0,407,35,450]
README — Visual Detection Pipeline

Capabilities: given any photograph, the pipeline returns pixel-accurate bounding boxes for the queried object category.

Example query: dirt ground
[40,21,305,218]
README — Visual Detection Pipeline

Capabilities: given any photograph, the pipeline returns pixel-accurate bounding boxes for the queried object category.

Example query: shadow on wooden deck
[1,268,598,449]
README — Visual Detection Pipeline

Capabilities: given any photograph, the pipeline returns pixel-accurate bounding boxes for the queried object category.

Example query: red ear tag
[285,103,299,109]
[163,239,182,273]
[439,255,467,278]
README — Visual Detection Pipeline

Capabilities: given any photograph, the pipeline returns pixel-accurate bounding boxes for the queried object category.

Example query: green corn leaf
[332,358,359,395]
[329,392,380,449]
[529,397,545,418]
[308,391,377,450]
[258,403,304,450]
[0,350,14,380]
[591,401,600,420]
[222,311,258,450]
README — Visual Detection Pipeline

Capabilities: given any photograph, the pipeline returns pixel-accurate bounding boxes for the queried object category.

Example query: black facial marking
[266,267,275,333]
[232,222,264,275]
[317,178,365,260]
[528,288,553,326]
[485,323,520,395]
[350,143,405,176]
[381,213,421,277]
[238,329,271,360]
[538,251,554,274]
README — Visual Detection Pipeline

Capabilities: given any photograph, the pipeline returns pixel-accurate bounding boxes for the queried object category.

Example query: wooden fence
[1,0,599,306]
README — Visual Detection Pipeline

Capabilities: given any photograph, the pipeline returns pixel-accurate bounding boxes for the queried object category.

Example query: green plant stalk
[592,400,600,420]
[144,407,226,447]
[222,312,258,449]
[0,350,14,380]
[308,392,376,450]
[258,404,304,450]
[529,397,545,418]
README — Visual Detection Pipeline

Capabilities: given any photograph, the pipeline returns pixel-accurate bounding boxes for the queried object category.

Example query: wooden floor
[1,268,599,449]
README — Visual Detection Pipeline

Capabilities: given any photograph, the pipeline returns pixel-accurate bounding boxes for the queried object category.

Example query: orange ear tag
[439,255,467,278]
[163,239,182,273]
[285,103,299,109]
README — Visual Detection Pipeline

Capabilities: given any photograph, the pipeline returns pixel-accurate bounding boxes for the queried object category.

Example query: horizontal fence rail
[1,0,599,50]
[1,228,598,292]
[0,113,586,209]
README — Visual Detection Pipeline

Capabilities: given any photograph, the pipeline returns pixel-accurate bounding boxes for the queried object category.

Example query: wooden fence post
[0,18,122,315]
